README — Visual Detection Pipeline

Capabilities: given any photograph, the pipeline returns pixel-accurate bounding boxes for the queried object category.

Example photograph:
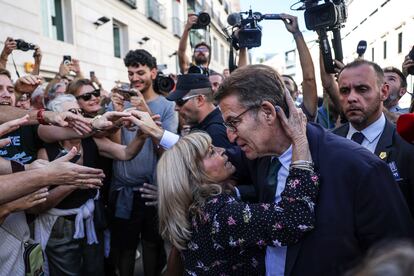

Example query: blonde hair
[157,132,222,250]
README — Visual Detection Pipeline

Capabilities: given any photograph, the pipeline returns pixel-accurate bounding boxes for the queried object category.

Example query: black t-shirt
[0,125,42,164]
[45,137,98,209]
[192,108,232,148]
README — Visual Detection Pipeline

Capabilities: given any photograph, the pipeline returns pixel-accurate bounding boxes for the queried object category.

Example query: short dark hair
[0,68,11,79]
[338,59,385,88]
[209,71,224,79]
[383,66,407,88]
[124,49,157,69]
[282,74,298,92]
[66,78,94,96]
[215,64,288,114]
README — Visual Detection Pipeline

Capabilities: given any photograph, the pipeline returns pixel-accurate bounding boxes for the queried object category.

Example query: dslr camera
[153,72,175,94]
[227,9,282,49]
[191,12,211,30]
[15,39,36,52]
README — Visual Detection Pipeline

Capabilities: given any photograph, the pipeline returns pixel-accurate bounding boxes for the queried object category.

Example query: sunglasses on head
[76,90,101,101]
[67,108,84,115]
[175,94,200,107]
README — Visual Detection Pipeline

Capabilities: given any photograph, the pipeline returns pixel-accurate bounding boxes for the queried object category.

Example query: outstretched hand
[280,13,300,34]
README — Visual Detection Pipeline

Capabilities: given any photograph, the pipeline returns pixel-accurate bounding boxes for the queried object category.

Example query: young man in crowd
[109,49,177,276]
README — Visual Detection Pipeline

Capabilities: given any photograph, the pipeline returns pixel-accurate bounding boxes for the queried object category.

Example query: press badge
[388,161,402,181]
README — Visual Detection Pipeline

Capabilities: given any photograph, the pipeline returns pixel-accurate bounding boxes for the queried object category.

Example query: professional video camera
[297,0,347,73]
[226,9,283,49]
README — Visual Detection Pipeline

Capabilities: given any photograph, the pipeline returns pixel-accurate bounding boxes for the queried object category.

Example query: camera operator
[178,14,211,74]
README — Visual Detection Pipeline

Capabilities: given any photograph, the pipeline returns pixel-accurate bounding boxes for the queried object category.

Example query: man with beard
[382,67,409,123]
[178,14,211,74]
[109,49,177,276]
[333,59,414,216]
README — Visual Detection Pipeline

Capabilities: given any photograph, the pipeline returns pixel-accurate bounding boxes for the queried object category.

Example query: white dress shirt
[346,113,385,153]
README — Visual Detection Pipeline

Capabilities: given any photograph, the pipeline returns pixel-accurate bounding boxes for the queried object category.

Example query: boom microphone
[227,13,241,26]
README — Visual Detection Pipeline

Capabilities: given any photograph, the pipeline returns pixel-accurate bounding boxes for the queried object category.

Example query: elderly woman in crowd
[157,103,319,274]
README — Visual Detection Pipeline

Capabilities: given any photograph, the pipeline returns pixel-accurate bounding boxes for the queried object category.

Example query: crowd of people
[0,11,414,276]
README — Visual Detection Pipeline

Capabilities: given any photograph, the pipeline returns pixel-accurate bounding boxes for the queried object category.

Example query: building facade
[0,0,236,88]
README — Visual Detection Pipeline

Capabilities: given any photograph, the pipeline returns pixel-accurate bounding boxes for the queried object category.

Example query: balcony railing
[119,0,137,9]
[147,0,167,28]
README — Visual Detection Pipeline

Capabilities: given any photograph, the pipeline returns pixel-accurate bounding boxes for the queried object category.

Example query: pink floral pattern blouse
[182,167,320,275]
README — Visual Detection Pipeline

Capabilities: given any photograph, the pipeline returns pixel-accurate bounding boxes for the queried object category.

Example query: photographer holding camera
[178,14,211,75]
[0,37,42,75]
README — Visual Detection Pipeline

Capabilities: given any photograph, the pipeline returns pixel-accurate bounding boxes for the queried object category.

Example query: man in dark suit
[333,59,414,215]
[215,64,414,276]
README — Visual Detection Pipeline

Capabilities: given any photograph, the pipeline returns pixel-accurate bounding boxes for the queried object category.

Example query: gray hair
[47,94,77,112]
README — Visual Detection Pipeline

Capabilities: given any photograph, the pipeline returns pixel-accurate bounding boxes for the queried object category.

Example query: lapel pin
[379,152,387,160]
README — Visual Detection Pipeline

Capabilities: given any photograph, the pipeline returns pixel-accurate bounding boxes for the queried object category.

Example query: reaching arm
[0,37,16,70]
[319,51,341,114]
[281,14,318,116]
[178,14,197,74]
[238,47,248,68]
[94,132,147,161]
[32,45,42,75]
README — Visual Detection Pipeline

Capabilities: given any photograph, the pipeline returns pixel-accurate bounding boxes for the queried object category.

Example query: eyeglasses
[194,47,209,53]
[223,105,259,132]
[175,94,200,107]
[76,90,101,101]
[67,108,84,115]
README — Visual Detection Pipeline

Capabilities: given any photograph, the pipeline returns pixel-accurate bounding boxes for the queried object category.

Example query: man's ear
[399,87,407,98]
[260,101,277,124]
[150,68,157,80]
[195,94,206,107]
[380,82,390,101]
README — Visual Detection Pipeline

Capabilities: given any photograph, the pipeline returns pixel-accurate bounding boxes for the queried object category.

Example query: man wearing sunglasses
[178,14,211,74]
[166,74,231,148]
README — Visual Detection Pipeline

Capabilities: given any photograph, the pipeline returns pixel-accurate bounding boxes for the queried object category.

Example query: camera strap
[11,53,20,78]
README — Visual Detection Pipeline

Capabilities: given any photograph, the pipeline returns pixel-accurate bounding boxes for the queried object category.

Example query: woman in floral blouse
[157,104,319,275]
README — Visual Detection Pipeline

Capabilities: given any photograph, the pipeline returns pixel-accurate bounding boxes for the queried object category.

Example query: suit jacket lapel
[332,123,349,138]
[374,119,393,162]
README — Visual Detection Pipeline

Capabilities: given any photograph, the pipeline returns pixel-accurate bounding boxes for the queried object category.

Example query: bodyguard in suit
[215,64,414,276]
[333,59,414,215]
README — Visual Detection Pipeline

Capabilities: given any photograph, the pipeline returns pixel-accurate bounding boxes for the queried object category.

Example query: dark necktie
[267,157,282,187]
[351,132,365,144]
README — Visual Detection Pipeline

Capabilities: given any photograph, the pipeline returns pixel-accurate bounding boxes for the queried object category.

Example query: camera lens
[158,76,174,92]
[197,13,211,27]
